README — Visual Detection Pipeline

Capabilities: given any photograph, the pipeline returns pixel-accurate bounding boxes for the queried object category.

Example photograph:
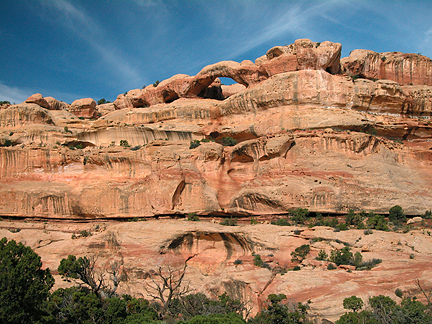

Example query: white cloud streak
[38,0,141,85]
[133,0,164,7]
[0,82,31,104]
[225,0,350,58]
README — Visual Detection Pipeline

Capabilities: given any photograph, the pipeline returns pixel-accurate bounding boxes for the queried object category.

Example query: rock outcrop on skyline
[0,39,431,219]
[341,49,432,86]
[1,38,432,323]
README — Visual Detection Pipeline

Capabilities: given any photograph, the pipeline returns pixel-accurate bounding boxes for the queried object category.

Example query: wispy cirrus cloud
[224,0,353,58]
[0,81,31,104]
[133,0,165,7]
[37,0,142,86]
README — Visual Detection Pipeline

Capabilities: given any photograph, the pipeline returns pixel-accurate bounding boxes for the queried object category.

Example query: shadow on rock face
[159,231,255,262]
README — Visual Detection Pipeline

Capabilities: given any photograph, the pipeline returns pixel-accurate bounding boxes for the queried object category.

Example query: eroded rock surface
[0,39,431,219]
[342,49,432,86]
[1,219,431,322]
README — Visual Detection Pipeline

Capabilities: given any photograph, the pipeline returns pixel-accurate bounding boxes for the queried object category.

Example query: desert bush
[395,288,403,298]
[271,218,290,226]
[330,247,362,267]
[120,140,130,147]
[343,296,364,312]
[187,213,200,221]
[221,136,237,146]
[189,140,201,149]
[316,250,328,261]
[356,258,382,271]
[97,98,111,105]
[291,245,310,263]
[367,213,389,231]
[253,254,263,267]
[336,223,348,231]
[220,217,237,226]
[79,230,91,237]
[327,263,337,270]
[290,208,310,224]
[389,205,406,225]
[0,139,13,147]
[345,210,365,226]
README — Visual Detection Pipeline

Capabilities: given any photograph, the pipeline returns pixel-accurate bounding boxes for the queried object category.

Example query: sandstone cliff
[0,39,431,219]
[1,219,431,322]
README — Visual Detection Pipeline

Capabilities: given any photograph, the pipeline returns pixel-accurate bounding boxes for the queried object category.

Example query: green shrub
[0,139,13,147]
[316,250,328,261]
[290,208,310,224]
[187,213,200,221]
[345,210,365,226]
[293,266,301,271]
[330,247,356,266]
[189,140,201,149]
[220,217,237,226]
[424,210,432,219]
[153,80,160,87]
[234,259,242,265]
[251,294,309,324]
[0,238,55,323]
[327,263,337,270]
[271,218,290,226]
[120,140,130,147]
[367,213,389,231]
[79,230,91,237]
[350,74,360,81]
[395,288,403,298]
[356,258,382,271]
[253,254,263,267]
[337,223,348,231]
[389,205,406,225]
[221,136,237,146]
[97,98,110,105]
[291,244,310,262]
[343,296,364,312]
[322,217,339,228]
[250,217,258,225]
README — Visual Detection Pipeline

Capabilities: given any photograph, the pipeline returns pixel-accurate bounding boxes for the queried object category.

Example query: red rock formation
[1,219,432,322]
[69,98,97,118]
[113,39,342,108]
[25,93,50,109]
[342,49,432,86]
[45,96,69,110]
[1,40,432,219]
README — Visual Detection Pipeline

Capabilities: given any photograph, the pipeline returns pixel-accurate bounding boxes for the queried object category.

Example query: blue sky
[1,0,432,104]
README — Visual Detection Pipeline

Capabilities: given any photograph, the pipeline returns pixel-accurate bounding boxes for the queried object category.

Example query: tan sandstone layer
[0,39,431,219]
[0,219,431,322]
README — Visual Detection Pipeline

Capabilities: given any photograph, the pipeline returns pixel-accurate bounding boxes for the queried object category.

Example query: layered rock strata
[0,39,431,219]
[1,219,431,322]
